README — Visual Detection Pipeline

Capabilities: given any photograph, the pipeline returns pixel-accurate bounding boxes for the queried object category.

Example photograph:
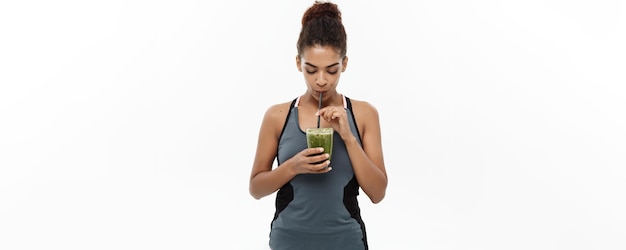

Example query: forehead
[301,45,342,65]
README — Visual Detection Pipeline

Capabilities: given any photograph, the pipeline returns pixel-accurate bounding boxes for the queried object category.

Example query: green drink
[306,127,333,163]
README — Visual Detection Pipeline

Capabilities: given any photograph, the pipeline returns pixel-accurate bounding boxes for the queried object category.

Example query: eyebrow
[304,62,340,68]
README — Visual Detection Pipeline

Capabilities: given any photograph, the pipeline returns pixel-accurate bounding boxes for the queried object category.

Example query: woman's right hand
[289,147,332,174]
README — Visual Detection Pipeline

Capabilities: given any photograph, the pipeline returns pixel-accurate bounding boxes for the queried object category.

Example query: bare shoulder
[347,97,381,136]
[262,100,295,133]
[348,97,380,118]
[264,100,293,120]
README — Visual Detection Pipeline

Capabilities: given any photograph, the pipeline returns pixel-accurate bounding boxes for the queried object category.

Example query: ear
[341,56,348,72]
[296,55,303,72]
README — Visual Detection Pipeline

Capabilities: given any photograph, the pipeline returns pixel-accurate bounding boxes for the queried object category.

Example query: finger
[305,147,325,156]
[329,108,345,119]
[318,108,333,119]
[310,153,330,163]
[311,160,331,172]
[325,111,337,121]
[332,111,343,119]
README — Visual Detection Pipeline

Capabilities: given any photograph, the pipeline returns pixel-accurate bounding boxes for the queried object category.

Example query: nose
[315,72,328,87]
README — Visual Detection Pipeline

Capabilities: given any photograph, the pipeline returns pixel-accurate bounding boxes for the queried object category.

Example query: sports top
[269,94,368,250]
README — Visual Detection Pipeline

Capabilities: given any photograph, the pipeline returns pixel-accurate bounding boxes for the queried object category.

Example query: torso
[268,94,368,250]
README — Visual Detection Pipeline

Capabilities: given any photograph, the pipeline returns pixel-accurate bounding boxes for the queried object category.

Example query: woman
[248,1,388,249]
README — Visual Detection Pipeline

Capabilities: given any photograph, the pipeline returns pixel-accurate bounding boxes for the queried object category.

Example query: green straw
[317,92,322,128]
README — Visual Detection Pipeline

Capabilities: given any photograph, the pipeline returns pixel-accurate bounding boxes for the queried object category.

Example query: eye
[306,70,317,74]
[327,70,338,75]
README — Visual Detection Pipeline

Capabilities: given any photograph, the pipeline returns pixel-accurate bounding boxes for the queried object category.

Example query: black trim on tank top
[345,97,363,142]
[343,176,368,249]
[271,98,297,228]
[272,182,294,224]
[276,98,298,161]
[344,97,367,248]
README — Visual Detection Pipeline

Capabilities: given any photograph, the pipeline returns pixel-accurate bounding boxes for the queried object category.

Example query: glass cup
[305,127,334,163]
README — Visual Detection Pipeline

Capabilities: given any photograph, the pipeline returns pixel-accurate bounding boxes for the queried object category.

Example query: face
[296,45,348,99]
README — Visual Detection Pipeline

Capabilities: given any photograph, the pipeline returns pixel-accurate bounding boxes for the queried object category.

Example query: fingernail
[328,167,332,171]
[315,111,319,116]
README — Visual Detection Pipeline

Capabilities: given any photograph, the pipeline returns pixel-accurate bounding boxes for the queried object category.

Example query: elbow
[369,190,386,204]
[370,195,385,204]
[249,179,260,199]
[249,188,263,200]
[369,182,387,204]
[249,185,267,200]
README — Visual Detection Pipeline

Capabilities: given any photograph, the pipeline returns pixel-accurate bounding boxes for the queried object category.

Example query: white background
[1,0,625,249]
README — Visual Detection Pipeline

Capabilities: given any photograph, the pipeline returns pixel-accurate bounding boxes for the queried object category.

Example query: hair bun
[302,1,342,26]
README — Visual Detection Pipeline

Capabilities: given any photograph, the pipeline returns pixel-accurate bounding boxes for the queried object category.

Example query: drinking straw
[317,92,322,128]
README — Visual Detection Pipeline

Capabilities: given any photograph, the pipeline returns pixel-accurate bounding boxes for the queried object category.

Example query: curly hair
[297,1,347,58]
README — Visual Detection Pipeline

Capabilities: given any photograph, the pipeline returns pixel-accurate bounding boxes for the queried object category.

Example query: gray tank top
[269,95,368,250]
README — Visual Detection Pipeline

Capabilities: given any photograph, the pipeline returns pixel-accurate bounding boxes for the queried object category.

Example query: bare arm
[317,100,388,203]
[249,104,294,199]
[344,102,387,203]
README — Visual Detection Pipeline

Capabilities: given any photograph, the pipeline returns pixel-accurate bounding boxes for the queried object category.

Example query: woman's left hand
[317,106,351,140]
